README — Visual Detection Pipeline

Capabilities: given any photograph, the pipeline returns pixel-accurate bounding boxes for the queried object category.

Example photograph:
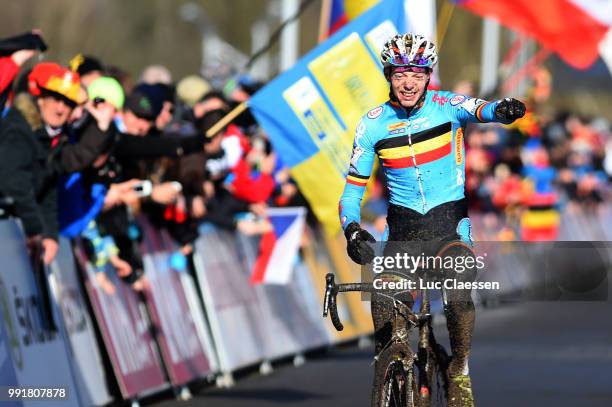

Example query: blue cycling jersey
[339,90,509,230]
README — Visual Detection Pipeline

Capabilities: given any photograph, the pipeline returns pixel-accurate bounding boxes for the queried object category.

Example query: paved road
[148,300,612,407]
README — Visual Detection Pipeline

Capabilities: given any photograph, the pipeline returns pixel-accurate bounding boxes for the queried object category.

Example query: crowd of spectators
[464,107,610,212]
[0,30,305,293]
[464,109,611,239]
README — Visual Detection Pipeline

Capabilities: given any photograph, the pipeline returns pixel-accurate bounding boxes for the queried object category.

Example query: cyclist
[339,33,525,406]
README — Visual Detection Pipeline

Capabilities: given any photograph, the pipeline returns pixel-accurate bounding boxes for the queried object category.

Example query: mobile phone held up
[132,180,152,197]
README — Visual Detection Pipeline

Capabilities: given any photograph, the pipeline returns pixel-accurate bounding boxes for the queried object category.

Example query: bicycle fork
[417,288,451,406]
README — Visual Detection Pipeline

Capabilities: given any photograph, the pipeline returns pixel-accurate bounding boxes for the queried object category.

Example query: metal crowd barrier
[0,216,372,405]
[1,205,608,405]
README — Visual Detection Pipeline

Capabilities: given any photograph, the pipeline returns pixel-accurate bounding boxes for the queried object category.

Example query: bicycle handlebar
[323,273,433,332]
[323,273,371,332]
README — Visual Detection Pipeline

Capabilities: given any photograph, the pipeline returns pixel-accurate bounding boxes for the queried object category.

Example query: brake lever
[323,273,344,331]
[323,273,335,317]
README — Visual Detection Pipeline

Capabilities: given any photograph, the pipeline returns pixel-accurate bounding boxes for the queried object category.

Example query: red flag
[455,0,611,69]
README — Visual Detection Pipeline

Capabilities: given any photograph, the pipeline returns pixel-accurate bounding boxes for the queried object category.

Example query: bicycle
[323,271,451,407]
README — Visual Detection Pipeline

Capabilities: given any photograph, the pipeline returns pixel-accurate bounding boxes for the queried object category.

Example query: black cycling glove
[344,222,375,265]
[495,98,526,123]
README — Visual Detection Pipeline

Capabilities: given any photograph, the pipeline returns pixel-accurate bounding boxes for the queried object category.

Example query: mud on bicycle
[323,240,477,407]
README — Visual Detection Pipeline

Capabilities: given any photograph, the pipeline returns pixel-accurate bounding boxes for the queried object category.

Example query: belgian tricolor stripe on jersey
[375,122,452,169]
[475,102,489,122]
[346,173,369,187]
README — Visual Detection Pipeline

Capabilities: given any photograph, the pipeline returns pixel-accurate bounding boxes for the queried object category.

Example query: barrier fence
[0,206,610,405]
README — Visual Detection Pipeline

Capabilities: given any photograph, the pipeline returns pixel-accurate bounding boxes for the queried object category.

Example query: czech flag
[453,0,612,70]
[250,207,306,285]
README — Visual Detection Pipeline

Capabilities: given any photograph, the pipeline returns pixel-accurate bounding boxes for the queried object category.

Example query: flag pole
[318,0,332,43]
[479,17,500,95]
[205,101,249,138]
[436,1,455,50]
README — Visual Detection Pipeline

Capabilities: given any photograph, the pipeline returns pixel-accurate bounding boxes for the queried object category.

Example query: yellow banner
[308,33,389,144]
[283,77,349,176]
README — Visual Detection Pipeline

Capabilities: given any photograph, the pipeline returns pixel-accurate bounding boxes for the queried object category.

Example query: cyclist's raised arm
[442,91,525,126]
[339,117,376,230]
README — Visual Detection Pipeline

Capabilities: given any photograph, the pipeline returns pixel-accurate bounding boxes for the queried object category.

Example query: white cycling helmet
[380,33,438,70]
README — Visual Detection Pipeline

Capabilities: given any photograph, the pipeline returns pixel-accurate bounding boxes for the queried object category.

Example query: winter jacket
[0,93,115,239]
[0,93,56,238]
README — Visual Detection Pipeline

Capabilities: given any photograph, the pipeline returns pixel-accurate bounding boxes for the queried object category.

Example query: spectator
[176,75,211,108]
[116,89,157,136]
[0,62,85,263]
[132,82,175,131]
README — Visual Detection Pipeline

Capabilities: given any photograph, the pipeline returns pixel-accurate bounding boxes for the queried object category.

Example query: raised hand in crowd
[42,237,59,265]
[237,218,273,236]
[131,275,151,292]
[95,271,116,296]
[193,96,228,119]
[249,202,268,218]
[104,179,144,209]
[6,29,44,67]
[83,98,116,132]
[109,255,132,278]
[10,49,36,66]
[150,182,182,205]
[190,195,207,218]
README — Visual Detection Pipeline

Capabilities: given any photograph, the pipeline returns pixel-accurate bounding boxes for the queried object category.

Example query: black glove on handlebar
[344,222,375,265]
[495,98,526,123]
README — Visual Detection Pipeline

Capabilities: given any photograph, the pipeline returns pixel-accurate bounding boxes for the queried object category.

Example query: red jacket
[230,158,275,203]
[0,57,19,96]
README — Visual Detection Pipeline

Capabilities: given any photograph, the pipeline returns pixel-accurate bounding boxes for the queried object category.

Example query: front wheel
[372,343,417,407]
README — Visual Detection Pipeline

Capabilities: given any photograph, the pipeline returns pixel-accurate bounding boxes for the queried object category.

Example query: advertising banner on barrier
[193,225,269,372]
[49,239,112,406]
[138,218,214,385]
[73,243,167,399]
[194,221,331,372]
[178,271,220,374]
[194,220,372,372]
[250,0,407,234]
[0,220,79,407]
